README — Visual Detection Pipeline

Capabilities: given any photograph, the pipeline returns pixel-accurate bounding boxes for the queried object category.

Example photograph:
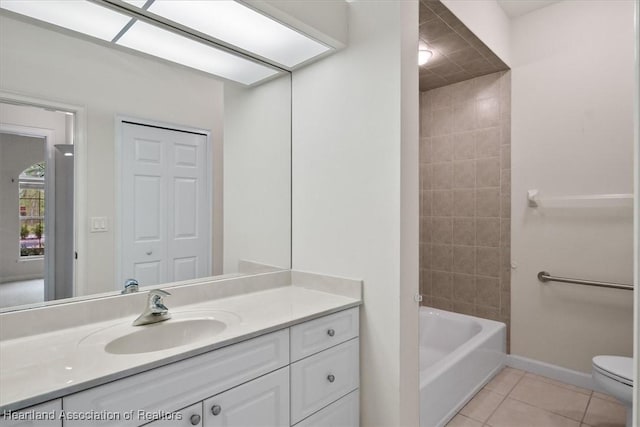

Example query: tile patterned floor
[445,367,627,427]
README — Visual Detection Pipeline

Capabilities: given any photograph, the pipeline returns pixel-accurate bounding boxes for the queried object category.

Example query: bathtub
[420,307,506,427]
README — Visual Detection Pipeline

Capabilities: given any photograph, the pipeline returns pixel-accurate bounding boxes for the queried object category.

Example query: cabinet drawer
[290,339,359,424]
[143,403,203,427]
[290,308,358,362]
[64,330,289,427]
[0,399,61,427]
[203,367,289,427]
[293,390,359,427]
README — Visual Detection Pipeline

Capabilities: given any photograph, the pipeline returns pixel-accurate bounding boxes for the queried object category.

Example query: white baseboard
[507,354,603,392]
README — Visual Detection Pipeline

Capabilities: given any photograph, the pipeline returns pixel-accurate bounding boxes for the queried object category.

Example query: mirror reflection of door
[0,102,75,309]
[118,120,211,287]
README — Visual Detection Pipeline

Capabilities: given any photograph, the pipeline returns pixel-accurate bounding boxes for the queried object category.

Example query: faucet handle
[122,278,139,294]
[149,289,171,298]
[148,289,171,314]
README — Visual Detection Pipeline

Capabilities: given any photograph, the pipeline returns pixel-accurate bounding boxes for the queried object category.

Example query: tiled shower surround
[420,71,511,341]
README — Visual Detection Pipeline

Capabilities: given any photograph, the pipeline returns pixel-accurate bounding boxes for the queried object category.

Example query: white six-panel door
[120,121,210,287]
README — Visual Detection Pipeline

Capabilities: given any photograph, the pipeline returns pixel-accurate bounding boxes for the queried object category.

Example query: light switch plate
[90,217,108,232]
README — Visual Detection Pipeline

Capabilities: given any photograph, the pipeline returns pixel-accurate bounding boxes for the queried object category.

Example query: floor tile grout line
[479,369,521,425]
[505,392,591,423]
[580,391,594,425]
[523,372,592,396]
[502,396,591,426]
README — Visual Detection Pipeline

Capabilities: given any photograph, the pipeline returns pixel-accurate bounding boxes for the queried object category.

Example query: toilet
[592,355,633,427]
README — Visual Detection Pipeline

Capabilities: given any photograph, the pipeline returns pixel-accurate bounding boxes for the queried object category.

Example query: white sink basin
[79,310,241,355]
[105,318,227,354]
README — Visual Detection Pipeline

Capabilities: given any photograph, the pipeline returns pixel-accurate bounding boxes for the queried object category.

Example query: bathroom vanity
[0,271,362,427]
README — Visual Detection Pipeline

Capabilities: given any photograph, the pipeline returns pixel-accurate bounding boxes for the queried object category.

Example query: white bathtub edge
[507,355,601,392]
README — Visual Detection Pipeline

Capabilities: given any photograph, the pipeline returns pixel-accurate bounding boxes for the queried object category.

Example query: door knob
[211,405,222,416]
[190,414,201,425]
[327,374,335,383]
[146,250,152,255]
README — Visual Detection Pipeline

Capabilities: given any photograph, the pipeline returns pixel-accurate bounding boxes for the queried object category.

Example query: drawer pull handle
[190,414,201,425]
[327,374,336,383]
[211,405,222,416]
[327,328,335,337]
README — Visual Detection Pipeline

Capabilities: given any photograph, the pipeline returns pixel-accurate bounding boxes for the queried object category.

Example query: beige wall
[419,71,511,345]
[511,0,635,372]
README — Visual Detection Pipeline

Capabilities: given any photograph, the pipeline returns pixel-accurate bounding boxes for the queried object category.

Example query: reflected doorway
[0,102,75,308]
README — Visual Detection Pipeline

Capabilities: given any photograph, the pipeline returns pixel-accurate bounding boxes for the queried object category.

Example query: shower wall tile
[432,107,453,135]
[501,145,511,169]
[432,271,453,299]
[453,245,476,274]
[453,160,476,188]
[476,157,500,187]
[453,189,475,216]
[420,138,431,163]
[419,71,511,349]
[433,190,453,216]
[477,247,500,277]
[453,132,475,160]
[432,244,453,271]
[433,163,453,189]
[476,188,500,217]
[476,276,499,307]
[453,217,475,245]
[453,273,475,303]
[500,219,510,248]
[476,128,500,158]
[431,136,453,162]
[477,218,500,247]
[453,302,475,316]
[432,217,453,244]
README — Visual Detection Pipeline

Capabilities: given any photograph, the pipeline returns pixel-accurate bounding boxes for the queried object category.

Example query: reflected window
[19,162,45,258]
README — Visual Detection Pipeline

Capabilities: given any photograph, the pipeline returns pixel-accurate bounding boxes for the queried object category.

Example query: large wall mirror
[0,7,292,312]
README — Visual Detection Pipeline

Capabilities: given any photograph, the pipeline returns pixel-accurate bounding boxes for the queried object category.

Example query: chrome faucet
[121,278,139,294]
[132,289,172,326]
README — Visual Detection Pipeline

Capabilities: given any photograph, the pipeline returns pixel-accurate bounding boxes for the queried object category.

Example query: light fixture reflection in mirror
[0,0,131,41]
[0,4,292,311]
[0,0,333,85]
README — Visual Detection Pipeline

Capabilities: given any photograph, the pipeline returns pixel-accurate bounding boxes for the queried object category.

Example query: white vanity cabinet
[202,367,289,426]
[289,308,359,426]
[63,330,289,427]
[0,399,62,427]
[4,307,359,427]
[143,403,202,427]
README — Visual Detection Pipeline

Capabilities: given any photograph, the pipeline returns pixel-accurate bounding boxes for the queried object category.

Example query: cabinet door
[294,390,359,427]
[203,367,289,427]
[0,399,61,427]
[64,330,288,427]
[141,403,203,427]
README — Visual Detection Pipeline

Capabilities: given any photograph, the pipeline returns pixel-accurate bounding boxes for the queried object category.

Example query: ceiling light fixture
[117,20,278,85]
[0,0,131,41]
[418,49,433,66]
[143,0,331,68]
[0,0,331,85]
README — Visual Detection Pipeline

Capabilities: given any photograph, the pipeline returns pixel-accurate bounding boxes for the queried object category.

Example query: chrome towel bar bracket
[537,271,633,291]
